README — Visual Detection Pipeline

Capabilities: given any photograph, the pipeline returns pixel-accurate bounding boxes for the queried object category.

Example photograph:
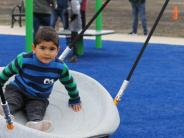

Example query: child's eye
[50,47,56,51]
[39,46,45,50]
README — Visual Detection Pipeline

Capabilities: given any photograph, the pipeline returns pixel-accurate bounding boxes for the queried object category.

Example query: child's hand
[68,97,81,111]
[71,104,81,112]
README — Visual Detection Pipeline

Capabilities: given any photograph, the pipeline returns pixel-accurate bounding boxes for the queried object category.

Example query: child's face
[32,41,59,64]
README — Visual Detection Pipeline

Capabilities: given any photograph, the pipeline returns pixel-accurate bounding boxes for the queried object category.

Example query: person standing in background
[50,0,69,30]
[33,0,57,37]
[68,0,82,62]
[129,0,148,35]
[50,0,69,57]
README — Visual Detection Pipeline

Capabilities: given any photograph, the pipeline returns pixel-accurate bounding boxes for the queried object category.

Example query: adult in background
[33,0,57,37]
[50,0,69,30]
[129,0,148,35]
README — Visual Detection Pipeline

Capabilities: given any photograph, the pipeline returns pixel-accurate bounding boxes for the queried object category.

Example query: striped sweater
[0,52,80,104]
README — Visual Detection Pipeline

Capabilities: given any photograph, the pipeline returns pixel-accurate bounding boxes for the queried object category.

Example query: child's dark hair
[34,26,59,47]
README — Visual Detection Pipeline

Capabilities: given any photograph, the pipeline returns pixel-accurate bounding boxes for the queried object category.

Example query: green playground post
[76,38,84,56]
[25,0,33,52]
[96,0,103,48]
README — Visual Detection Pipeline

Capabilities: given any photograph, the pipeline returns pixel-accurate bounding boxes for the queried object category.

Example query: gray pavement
[0,25,184,46]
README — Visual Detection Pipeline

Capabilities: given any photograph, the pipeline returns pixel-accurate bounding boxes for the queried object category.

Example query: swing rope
[114,0,170,105]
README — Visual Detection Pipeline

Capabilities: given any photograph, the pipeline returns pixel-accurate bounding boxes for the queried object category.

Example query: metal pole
[114,0,170,105]
[96,0,103,48]
[25,0,33,52]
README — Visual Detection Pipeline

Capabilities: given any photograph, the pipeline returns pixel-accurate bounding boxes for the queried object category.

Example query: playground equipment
[58,29,114,56]
[25,0,33,52]
[0,67,120,138]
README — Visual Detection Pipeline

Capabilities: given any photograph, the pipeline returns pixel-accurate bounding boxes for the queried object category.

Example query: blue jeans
[131,2,148,34]
[33,13,51,37]
[50,9,68,29]
[51,9,70,56]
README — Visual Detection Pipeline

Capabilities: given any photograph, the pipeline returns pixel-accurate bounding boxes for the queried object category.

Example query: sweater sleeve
[59,63,80,105]
[0,53,23,87]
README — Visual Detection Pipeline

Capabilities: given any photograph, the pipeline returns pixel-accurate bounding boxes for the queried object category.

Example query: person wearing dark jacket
[33,0,57,37]
[129,0,148,35]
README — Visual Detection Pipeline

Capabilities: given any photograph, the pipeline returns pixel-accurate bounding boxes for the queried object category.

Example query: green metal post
[25,0,33,52]
[76,38,84,56]
[96,0,103,48]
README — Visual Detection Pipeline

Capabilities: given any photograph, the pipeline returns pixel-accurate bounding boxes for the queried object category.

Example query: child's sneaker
[25,120,52,132]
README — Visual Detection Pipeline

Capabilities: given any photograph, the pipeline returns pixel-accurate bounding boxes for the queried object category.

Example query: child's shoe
[25,120,52,132]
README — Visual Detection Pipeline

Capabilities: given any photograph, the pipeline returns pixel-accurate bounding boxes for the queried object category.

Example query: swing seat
[0,67,120,138]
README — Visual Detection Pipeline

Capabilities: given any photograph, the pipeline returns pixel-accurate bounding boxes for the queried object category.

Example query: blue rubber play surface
[1,34,184,138]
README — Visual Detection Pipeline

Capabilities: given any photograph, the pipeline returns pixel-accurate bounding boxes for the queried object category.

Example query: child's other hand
[71,104,81,112]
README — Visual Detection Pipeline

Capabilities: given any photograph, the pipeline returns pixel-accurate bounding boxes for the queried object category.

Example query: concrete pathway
[0,25,184,46]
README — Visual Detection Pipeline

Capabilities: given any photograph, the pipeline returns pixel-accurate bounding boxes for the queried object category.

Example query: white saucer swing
[0,67,120,138]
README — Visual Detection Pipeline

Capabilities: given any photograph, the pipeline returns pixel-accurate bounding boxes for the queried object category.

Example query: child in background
[0,26,81,132]
[68,0,82,62]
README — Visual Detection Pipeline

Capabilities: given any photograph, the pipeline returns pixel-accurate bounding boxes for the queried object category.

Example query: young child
[0,26,81,132]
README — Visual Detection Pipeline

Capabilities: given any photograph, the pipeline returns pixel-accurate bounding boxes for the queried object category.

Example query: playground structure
[58,29,114,55]
[0,67,120,138]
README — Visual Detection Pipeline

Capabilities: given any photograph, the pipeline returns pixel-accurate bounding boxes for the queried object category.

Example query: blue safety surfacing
[1,34,184,138]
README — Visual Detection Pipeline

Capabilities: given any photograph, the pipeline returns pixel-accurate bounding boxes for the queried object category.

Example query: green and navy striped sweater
[0,52,80,104]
